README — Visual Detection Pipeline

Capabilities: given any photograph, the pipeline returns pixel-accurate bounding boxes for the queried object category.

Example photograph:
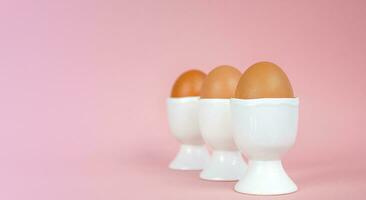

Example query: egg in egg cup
[232,62,299,195]
[198,66,247,181]
[167,70,210,170]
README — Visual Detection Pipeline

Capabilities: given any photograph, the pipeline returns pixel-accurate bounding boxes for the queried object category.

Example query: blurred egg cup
[167,97,210,170]
[198,98,247,181]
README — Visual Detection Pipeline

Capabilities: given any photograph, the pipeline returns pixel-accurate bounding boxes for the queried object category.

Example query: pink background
[0,0,365,199]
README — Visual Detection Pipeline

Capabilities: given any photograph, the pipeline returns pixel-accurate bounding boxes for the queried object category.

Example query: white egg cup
[167,97,210,170]
[231,98,299,195]
[198,99,247,181]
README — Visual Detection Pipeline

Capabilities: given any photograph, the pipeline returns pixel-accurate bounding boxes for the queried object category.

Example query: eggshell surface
[171,69,206,97]
[200,65,241,99]
[235,62,294,99]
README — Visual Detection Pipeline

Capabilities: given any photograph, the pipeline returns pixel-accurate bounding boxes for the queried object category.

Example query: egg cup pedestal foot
[169,144,210,170]
[200,150,245,181]
[235,160,297,195]
[231,98,299,195]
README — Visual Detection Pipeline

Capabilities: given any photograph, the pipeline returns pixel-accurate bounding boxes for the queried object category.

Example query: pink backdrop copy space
[0,0,365,199]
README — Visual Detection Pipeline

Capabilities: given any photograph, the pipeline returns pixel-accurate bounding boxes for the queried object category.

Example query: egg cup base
[169,144,210,170]
[199,150,247,181]
[235,160,297,195]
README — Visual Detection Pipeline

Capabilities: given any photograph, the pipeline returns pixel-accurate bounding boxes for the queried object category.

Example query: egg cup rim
[199,98,231,103]
[167,96,200,103]
[231,97,299,106]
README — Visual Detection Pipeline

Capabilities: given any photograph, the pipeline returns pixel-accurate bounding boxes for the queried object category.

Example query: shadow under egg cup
[167,97,210,170]
[231,98,299,195]
[198,99,247,181]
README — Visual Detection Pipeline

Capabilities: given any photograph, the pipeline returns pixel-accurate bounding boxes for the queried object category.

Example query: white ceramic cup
[198,99,247,181]
[231,98,299,195]
[167,97,210,170]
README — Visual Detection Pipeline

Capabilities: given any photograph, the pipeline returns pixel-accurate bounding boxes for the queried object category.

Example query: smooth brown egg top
[171,69,207,97]
[235,62,294,99]
[200,65,241,99]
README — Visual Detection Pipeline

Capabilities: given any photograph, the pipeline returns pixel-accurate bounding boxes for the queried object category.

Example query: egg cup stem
[200,150,246,181]
[169,144,210,170]
[235,160,297,195]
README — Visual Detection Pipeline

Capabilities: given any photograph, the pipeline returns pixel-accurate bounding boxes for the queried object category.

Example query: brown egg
[235,62,294,99]
[200,65,241,99]
[171,69,206,97]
